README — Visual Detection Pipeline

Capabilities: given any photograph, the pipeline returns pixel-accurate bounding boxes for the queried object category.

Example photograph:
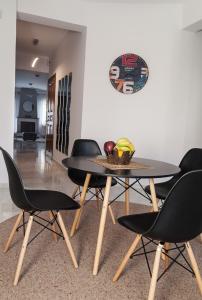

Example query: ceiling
[85,0,183,3]
[16,20,68,56]
[15,70,48,91]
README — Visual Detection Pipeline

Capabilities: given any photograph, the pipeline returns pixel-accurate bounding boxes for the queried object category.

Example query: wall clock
[109,53,149,94]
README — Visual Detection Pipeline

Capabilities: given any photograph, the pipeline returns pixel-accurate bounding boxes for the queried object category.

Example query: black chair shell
[0,146,79,212]
[119,170,202,243]
[145,148,202,200]
[68,139,117,188]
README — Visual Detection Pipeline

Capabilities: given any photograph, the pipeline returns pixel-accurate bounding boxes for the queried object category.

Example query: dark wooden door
[46,74,56,157]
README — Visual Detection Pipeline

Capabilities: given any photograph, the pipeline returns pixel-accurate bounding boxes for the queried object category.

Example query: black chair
[113,170,202,300]
[0,146,80,286]
[67,139,117,236]
[145,148,202,202]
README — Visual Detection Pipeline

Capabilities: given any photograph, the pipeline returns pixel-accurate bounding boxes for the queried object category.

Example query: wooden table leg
[125,178,130,215]
[149,179,167,265]
[70,173,91,237]
[149,178,158,212]
[93,176,112,275]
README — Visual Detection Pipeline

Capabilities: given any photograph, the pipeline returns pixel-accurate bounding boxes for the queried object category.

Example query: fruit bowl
[107,149,134,165]
[104,137,135,165]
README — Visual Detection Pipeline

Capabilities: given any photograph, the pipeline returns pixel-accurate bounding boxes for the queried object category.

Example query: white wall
[0,0,202,185]
[182,0,202,31]
[80,3,202,166]
[49,30,86,163]
[0,1,16,184]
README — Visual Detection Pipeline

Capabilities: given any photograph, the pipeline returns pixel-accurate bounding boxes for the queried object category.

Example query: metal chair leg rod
[49,211,57,242]
[148,243,163,300]
[72,185,79,199]
[4,210,24,253]
[14,215,33,286]
[95,188,100,211]
[125,178,130,215]
[57,212,78,269]
[113,234,142,282]
[185,242,202,295]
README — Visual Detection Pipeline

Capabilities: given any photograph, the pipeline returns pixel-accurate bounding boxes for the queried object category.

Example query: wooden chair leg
[185,242,202,295]
[57,212,78,269]
[113,234,142,282]
[48,211,57,242]
[149,179,158,212]
[70,174,91,237]
[148,243,163,300]
[4,210,24,253]
[108,205,116,224]
[161,242,170,268]
[72,185,79,199]
[14,215,33,286]
[93,176,112,275]
[102,187,116,225]
[125,178,130,215]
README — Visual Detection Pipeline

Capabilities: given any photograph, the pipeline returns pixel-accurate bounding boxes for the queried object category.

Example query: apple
[104,141,116,156]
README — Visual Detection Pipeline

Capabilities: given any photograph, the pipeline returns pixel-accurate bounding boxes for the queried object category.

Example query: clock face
[109,53,149,94]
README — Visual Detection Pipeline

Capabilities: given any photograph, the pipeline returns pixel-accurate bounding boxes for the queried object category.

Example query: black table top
[62,156,180,179]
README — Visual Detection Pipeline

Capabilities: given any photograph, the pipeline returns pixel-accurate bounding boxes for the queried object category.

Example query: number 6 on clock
[123,81,134,94]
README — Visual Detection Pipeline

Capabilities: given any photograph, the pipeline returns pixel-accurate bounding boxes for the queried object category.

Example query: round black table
[62,156,180,275]
[62,156,180,179]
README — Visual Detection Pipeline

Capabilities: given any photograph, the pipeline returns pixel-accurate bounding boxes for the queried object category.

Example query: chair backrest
[68,139,101,184]
[168,148,202,186]
[70,139,102,157]
[179,148,202,174]
[0,147,31,210]
[146,170,202,243]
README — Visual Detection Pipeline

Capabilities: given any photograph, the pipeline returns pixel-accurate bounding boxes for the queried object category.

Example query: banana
[128,143,135,152]
[118,149,123,157]
[116,137,130,145]
[118,146,131,152]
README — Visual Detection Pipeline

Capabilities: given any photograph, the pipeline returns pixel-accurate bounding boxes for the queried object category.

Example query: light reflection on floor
[0,141,74,223]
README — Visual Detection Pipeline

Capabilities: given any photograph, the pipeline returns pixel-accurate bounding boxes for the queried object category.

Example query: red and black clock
[109,53,149,94]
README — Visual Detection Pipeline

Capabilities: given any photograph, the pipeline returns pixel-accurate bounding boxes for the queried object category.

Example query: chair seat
[118,212,158,235]
[68,169,117,188]
[25,189,80,211]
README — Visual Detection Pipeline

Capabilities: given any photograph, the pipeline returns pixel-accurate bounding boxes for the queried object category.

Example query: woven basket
[107,149,134,165]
